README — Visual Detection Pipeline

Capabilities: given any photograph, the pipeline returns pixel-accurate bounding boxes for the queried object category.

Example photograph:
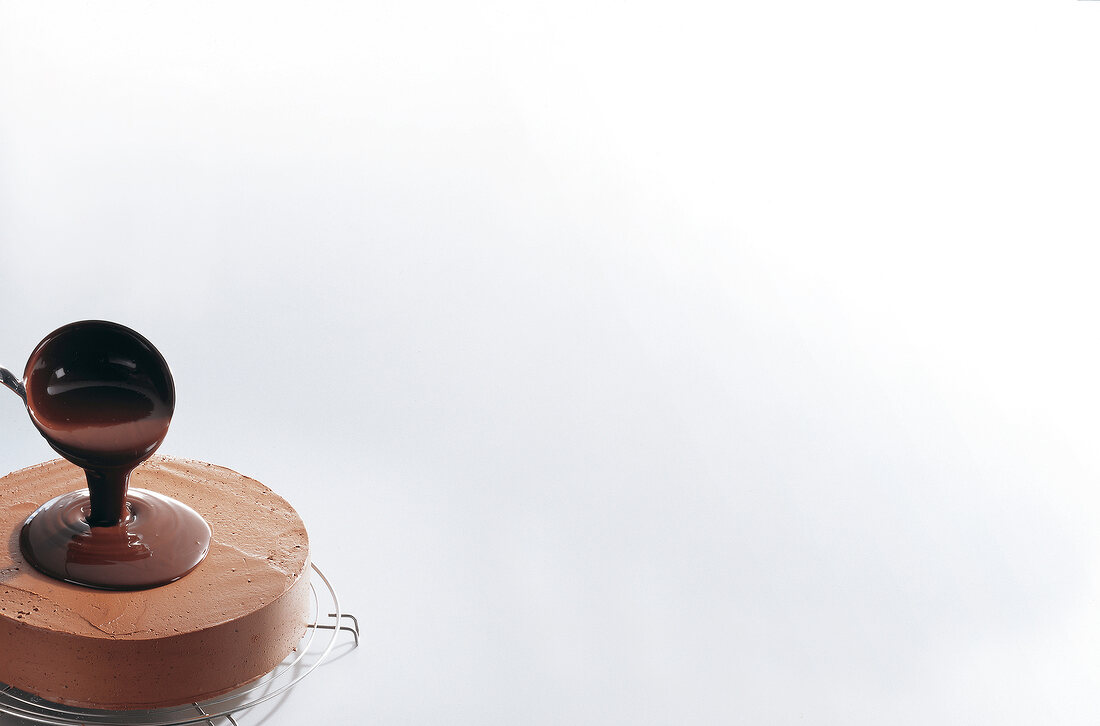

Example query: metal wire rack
[0,563,359,726]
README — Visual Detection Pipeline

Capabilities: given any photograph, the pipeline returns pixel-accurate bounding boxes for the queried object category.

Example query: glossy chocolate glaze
[13,321,211,590]
[20,488,210,589]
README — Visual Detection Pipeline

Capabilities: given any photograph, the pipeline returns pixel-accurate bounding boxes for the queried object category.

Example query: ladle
[0,320,210,590]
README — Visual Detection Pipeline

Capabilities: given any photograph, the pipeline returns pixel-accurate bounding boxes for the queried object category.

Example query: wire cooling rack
[0,563,359,726]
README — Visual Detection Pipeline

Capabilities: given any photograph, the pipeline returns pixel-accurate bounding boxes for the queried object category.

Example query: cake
[0,455,311,710]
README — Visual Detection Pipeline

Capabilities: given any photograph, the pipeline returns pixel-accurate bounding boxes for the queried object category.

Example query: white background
[2,1,1100,723]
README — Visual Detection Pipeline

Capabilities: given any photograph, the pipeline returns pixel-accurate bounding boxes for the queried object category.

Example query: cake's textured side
[0,566,310,709]
[0,456,311,709]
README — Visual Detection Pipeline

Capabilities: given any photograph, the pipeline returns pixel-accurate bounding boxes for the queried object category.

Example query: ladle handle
[0,367,26,403]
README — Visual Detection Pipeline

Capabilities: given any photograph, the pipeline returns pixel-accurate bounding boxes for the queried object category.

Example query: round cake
[0,455,311,710]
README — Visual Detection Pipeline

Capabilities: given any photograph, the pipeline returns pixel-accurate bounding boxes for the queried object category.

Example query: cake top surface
[0,456,309,640]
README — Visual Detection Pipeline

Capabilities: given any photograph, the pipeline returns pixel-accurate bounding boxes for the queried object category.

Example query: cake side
[0,561,310,709]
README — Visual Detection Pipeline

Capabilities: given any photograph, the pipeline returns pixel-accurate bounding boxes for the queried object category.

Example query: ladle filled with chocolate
[0,320,210,590]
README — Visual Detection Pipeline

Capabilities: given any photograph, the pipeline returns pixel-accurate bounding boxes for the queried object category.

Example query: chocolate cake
[0,456,311,710]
